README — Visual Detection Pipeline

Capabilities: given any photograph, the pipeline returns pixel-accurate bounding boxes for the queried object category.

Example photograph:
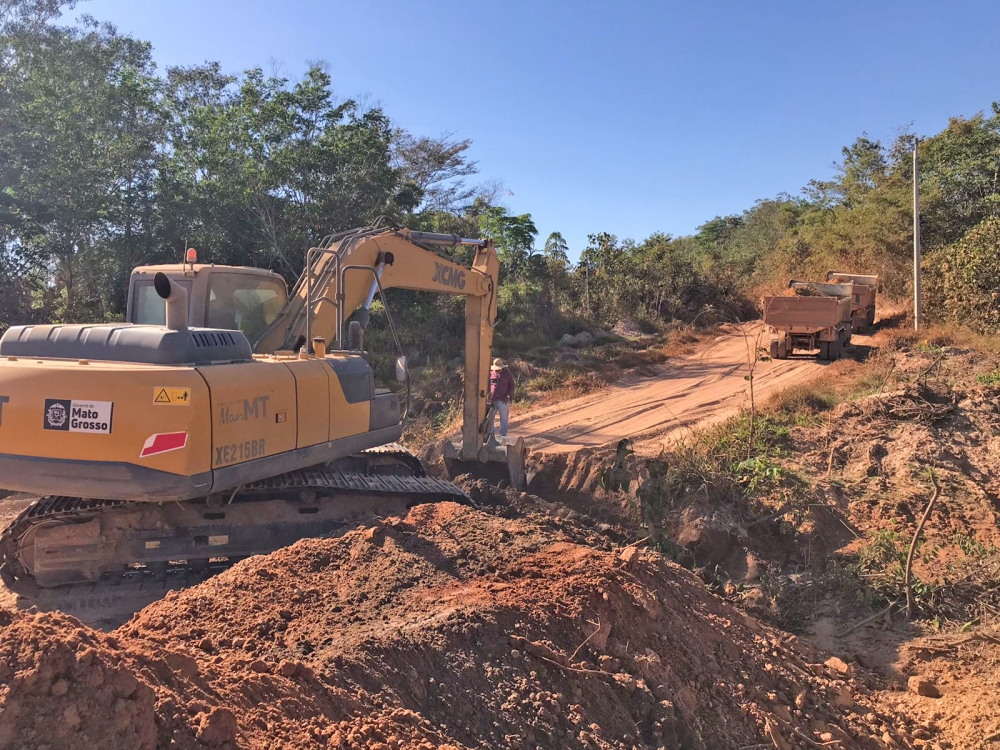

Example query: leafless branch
[906,469,942,619]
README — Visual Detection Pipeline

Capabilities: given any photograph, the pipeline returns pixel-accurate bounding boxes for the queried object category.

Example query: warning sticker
[153,387,191,406]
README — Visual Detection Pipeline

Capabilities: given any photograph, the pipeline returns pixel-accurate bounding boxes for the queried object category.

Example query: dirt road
[512,323,862,455]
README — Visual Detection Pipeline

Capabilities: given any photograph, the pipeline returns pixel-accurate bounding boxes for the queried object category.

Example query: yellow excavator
[0,226,527,588]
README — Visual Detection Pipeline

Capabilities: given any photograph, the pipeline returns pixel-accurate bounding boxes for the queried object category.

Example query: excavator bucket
[443,436,529,491]
[493,436,529,491]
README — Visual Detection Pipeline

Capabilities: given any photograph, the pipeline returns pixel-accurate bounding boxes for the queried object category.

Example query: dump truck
[826,271,878,333]
[763,280,853,361]
[0,226,527,590]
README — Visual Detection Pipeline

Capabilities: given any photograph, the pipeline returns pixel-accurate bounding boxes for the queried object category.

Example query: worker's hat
[491,358,507,370]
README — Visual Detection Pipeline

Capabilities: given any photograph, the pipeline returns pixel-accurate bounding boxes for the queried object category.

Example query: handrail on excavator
[302,228,492,354]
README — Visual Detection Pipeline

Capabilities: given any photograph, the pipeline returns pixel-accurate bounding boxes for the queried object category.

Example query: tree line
[3,0,1000,364]
[0,0,502,329]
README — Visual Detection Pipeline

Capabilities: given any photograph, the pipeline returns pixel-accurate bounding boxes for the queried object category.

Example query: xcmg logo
[432,261,466,290]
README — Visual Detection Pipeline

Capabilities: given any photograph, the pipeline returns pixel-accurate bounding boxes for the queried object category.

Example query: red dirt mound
[0,609,159,749]
[2,503,918,749]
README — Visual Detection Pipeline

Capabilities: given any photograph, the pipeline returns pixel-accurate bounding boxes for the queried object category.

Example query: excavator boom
[255,228,503,465]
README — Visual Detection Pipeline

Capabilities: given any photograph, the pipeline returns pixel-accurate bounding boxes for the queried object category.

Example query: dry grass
[879,320,1000,356]
[511,326,716,411]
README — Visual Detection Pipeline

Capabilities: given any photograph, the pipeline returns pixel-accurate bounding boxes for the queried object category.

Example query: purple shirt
[489,368,515,403]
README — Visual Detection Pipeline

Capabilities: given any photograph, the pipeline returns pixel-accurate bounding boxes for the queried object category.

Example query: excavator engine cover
[0,323,401,502]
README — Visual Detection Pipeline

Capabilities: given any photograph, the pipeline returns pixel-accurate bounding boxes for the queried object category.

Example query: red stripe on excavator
[140,432,188,458]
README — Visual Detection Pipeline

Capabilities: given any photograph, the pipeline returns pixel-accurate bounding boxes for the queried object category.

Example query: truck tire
[819,341,830,361]
[769,340,778,359]
[829,338,842,361]
[777,338,789,359]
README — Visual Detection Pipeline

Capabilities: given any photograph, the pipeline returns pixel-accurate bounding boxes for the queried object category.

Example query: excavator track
[0,445,468,595]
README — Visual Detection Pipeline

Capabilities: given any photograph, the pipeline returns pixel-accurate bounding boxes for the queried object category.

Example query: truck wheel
[867,309,876,328]
[819,342,830,361]
[769,340,778,359]
[777,338,789,359]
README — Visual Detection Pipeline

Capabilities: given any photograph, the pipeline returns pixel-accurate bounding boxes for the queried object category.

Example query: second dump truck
[826,271,878,334]
[763,281,853,361]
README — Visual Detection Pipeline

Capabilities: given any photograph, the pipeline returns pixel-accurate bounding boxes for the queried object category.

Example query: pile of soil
[0,609,159,749]
[788,345,1000,614]
[880,629,1000,750]
[1,501,920,749]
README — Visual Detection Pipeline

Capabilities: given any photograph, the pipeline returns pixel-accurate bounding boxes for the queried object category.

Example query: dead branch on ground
[863,386,953,424]
[569,617,604,662]
[745,500,798,529]
[825,441,841,477]
[905,469,941,620]
[915,350,948,385]
[875,357,896,396]
[904,630,1000,656]
[837,600,898,637]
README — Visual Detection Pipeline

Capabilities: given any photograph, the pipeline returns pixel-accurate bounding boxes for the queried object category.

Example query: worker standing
[488,357,515,442]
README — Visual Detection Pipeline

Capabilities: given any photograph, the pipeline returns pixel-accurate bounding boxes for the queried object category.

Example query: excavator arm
[255,227,523,481]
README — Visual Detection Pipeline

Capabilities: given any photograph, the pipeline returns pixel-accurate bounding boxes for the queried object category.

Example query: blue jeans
[492,400,510,437]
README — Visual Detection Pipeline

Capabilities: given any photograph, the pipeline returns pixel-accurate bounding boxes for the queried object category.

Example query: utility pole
[913,139,922,331]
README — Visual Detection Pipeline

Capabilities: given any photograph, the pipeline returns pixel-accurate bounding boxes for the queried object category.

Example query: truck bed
[762,295,851,331]
[788,281,853,299]
[826,272,878,328]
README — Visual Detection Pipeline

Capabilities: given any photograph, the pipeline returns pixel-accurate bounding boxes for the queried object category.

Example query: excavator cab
[126,263,289,347]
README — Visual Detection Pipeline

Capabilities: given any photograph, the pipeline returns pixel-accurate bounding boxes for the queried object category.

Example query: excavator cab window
[132,279,194,326]
[206,273,287,342]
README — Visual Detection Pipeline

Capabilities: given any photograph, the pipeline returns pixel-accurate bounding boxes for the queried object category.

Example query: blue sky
[80,0,1000,257]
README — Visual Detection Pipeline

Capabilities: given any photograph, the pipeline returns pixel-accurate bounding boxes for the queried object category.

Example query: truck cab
[127,264,288,348]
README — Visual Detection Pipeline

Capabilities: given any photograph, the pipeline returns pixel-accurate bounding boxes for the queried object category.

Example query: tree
[930,216,1000,331]
[543,231,569,263]
[919,110,1000,247]
[159,64,402,279]
[478,206,537,279]
[0,0,77,35]
[0,15,164,321]
[837,135,889,207]
[394,132,478,213]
